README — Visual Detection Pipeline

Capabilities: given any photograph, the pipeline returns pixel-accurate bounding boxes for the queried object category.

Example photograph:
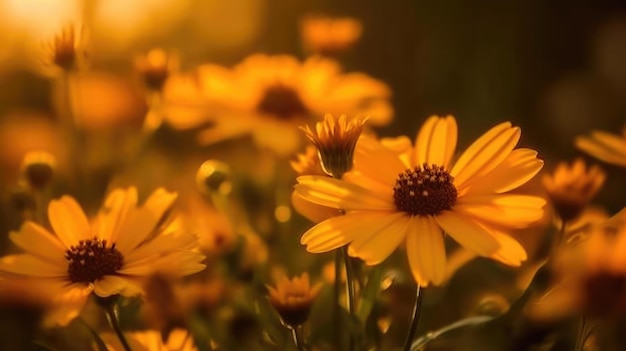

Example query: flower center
[257,85,308,119]
[65,237,123,284]
[393,164,458,216]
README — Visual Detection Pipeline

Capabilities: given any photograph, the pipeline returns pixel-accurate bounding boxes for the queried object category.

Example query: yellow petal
[455,195,546,228]
[435,211,500,256]
[291,191,340,223]
[405,216,446,286]
[93,275,129,297]
[9,222,66,264]
[115,188,178,254]
[349,213,410,265]
[301,211,398,252]
[0,254,67,277]
[415,116,457,169]
[96,187,138,243]
[576,136,626,167]
[295,175,394,211]
[459,148,543,195]
[353,137,406,186]
[48,196,91,247]
[451,122,520,189]
[487,230,527,266]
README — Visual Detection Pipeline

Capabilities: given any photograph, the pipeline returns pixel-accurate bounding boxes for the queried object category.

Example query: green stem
[102,301,132,351]
[402,285,423,351]
[342,246,356,351]
[290,326,305,351]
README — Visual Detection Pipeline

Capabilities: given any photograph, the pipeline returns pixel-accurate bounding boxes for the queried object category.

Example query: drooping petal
[405,216,447,286]
[295,175,394,211]
[415,116,457,169]
[435,210,500,256]
[451,122,520,189]
[9,222,66,264]
[93,275,130,297]
[348,213,410,265]
[575,136,626,167]
[459,149,544,195]
[300,211,398,253]
[48,196,91,247]
[0,254,67,277]
[486,230,527,266]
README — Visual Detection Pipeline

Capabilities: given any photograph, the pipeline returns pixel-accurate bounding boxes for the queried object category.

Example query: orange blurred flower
[300,15,363,55]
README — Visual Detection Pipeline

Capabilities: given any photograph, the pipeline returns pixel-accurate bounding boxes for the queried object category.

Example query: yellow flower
[102,328,197,351]
[301,114,367,179]
[299,15,363,55]
[163,54,392,155]
[576,126,626,167]
[0,187,205,317]
[267,273,323,327]
[135,48,179,92]
[542,158,605,222]
[295,115,545,286]
[530,218,626,320]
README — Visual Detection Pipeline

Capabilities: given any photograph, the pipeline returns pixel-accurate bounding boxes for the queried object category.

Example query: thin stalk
[290,326,305,351]
[342,246,356,351]
[102,302,132,351]
[333,250,342,347]
[402,285,423,351]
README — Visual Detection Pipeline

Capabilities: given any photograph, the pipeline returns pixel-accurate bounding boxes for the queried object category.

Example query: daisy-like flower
[163,54,392,155]
[101,328,197,351]
[299,15,363,55]
[295,115,546,286]
[267,273,323,328]
[542,158,605,222]
[576,126,626,167]
[0,187,205,319]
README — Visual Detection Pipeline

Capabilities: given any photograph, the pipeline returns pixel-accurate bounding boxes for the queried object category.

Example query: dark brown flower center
[393,164,457,216]
[65,237,123,284]
[257,85,308,119]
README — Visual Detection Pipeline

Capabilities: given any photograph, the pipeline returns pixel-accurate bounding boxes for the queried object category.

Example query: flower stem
[342,246,356,351]
[402,285,423,351]
[102,300,132,351]
[290,326,305,351]
[333,249,342,347]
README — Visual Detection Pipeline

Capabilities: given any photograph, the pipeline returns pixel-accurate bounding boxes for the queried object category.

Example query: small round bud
[196,160,232,196]
[20,151,56,190]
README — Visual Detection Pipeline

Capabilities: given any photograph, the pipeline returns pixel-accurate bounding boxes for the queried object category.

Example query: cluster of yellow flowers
[2,11,626,351]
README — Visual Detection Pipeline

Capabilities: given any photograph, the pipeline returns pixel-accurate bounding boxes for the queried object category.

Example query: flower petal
[459,149,544,195]
[451,122,520,189]
[576,136,626,167]
[295,175,394,211]
[349,213,410,265]
[291,191,340,223]
[435,210,500,256]
[96,188,138,243]
[115,188,178,254]
[0,254,67,277]
[455,195,546,228]
[9,222,66,264]
[300,211,398,253]
[405,216,446,286]
[487,230,527,266]
[48,196,91,247]
[93,275,131,297]
[352,137,406,186]
[415,116,457,169]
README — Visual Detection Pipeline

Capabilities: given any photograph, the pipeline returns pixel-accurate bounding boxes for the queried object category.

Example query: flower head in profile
[576,126,626,167]
[163,54,392,155]
[19,151,57,190]
[44,24,86,72]
[542,158,605,222]
[295,115,546,286]
[301,114,367,179]
[135,48,179,92]
[299,15,363,55]
[0,187,205,325]
[267,273,323,328]
[102,328,197,351]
